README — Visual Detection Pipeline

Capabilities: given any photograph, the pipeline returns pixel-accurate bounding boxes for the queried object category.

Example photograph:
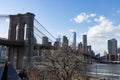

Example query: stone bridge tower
[8,13,35,69]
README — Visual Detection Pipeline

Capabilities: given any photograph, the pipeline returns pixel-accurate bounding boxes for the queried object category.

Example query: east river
[87,64,120,80]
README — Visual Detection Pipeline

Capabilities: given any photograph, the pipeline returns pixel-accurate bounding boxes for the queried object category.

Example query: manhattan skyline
[0,0,120,55]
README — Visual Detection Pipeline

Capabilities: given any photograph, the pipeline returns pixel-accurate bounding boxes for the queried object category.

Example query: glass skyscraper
[108,39,117,55]
[73,32,76,49]
[83,34,87,47]
[42,36,48,45]
[62,36,68,48]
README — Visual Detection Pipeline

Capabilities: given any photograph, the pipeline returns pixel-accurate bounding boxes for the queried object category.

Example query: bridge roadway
[83,53,100,60]
[0,38,25,47]
[0,38,55,49]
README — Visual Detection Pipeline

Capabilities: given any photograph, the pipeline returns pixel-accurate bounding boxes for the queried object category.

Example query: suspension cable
[34,26,54,42]
[34,18,56,40]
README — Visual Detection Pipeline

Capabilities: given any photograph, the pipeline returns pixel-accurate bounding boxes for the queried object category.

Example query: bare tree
[31,47,88,80]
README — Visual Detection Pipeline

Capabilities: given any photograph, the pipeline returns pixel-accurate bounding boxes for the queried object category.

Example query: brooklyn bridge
[0,12,57,70]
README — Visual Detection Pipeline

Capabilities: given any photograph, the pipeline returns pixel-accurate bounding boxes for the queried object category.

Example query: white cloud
[86,16,120,55]
[90,13,96,17]
[87,16,120,38]
[74,12,96,23]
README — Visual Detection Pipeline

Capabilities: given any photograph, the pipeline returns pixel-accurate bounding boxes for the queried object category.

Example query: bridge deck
[0,38,25,47]
[0,38,56,49]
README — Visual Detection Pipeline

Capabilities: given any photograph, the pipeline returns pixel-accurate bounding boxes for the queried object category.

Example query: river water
[87,64,120,80]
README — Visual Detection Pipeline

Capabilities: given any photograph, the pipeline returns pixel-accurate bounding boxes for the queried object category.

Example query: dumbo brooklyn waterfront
[1,0,120,80]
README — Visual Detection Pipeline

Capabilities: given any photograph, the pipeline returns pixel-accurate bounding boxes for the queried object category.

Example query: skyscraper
[54,37,61,47]
[56,37,61,43]
[72,32,76,49]
[78,42,82,49]
[82,34,88,54]
[83,34,87,46]
[42,36,48,45]
[108,39,117,55]
[62,36,68,48]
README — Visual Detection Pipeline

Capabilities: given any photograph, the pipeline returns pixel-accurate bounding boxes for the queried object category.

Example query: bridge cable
[34,26,54,42]
[34,18,56,40]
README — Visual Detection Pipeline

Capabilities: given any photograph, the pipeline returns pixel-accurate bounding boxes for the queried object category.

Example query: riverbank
[88,63,120,80]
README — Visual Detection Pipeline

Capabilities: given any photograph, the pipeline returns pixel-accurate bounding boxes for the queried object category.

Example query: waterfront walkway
[0,62,21,80]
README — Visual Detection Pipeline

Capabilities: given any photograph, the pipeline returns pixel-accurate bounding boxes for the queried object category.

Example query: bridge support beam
[25,13,35,69]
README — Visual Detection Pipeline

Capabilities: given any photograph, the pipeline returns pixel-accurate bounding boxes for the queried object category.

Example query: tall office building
[56,37,61,43]
[108,39,117,55]
[82,34,88,54]
[54,37,61,47]
[62,36,68,48]
[56,37,61,46]
[83,34,87,46]
[42,36,48,45]
[78,42,82,49]
[41,36,51,61]
[72,32,76,49]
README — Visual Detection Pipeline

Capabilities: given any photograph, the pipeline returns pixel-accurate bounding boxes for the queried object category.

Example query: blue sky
[0,0,120,55]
